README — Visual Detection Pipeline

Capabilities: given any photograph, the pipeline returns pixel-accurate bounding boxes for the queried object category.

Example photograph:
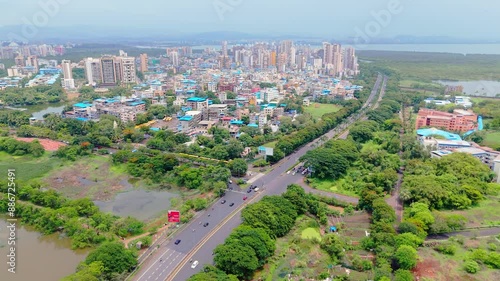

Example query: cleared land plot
[415,238,500,281]
[304,103,343,120]
[43,156,135,201]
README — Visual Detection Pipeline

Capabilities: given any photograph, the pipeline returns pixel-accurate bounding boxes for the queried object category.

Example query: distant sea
[192,44,500,55]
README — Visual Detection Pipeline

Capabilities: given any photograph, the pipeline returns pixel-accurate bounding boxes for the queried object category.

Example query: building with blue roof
[417,128,462,141]
[248,123,259,128]
[187,97,207,102]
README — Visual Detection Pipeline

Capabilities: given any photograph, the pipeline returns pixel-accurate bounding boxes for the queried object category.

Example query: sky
[0,0,498,39]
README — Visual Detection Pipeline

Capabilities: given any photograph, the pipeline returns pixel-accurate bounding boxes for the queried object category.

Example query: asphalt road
[133,74,385,281]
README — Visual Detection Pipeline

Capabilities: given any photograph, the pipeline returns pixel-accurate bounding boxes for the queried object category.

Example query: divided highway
[133,74,386,281]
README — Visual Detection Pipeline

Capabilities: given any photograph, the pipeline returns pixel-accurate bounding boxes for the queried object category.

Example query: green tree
[394,269,414,281]
[395,245,418,270]
[84,242,137,278]
[214,241,259,280]
[62,261,105,281]
[187,265,239,281]
[395,233,423,249]
[463,260,480,274]
[229,158,248,177]
[321,233,346,262]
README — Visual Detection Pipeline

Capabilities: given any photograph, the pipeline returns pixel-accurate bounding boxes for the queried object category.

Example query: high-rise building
[61,59,75,89]
[343,47,359,75]
[139,53,148,73]
[170,51,179,67]
[120,57,136,84]
[222,41,228,57]
[84,57,102,85]
[15,54,25,67]
[101,56,117,86]
[25,55,39,70]
[323,43,343,76]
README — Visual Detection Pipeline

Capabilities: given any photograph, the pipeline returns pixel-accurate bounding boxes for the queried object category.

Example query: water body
[30,105,65,119]
[435,80,500,97]
[193,44,500,55]
[0,216,88,281]
[94,189,178,221]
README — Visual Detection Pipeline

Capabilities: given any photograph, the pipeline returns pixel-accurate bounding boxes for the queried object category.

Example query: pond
[435,80,500,97]
[93,188,178,221]
[0,216,88,281]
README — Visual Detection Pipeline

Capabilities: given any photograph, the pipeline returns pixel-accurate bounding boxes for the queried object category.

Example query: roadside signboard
[168,210,180,223]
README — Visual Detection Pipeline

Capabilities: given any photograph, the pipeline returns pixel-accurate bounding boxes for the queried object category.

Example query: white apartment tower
[61,59,75,89]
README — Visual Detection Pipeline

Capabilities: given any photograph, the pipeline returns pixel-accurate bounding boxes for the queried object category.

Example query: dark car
[221,200,226,204]
[229,203,235,207]
[246,189,252,193]
[203,222,209,227]
[174,239,181,245]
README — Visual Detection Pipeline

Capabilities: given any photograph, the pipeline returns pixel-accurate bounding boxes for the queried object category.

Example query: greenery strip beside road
[165,193,262,281]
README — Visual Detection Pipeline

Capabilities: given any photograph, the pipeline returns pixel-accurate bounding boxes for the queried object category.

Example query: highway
[133,74,385,281]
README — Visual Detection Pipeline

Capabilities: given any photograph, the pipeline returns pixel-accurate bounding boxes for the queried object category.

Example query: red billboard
[168,210,180,223]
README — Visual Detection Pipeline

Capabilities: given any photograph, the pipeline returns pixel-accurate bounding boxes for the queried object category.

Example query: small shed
[136,241,143,249]
[330,226,337,232]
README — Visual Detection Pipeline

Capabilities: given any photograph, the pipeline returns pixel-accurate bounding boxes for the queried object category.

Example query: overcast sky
[0,0,498,39]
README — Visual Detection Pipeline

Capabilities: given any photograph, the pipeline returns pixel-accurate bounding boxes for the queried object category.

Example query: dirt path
[121,223,172,249]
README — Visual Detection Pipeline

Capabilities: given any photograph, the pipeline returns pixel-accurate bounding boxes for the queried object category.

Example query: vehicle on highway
[243,196,248,200]
[229,203,234,207]
[174,239,181,245]
[246,189,252,193]
[191,260,199,269]
[203,222,209,227]
[254,188,260,192]
[221,200,226,204]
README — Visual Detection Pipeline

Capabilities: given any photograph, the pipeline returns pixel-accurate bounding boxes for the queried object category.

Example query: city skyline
[0,0,499,41]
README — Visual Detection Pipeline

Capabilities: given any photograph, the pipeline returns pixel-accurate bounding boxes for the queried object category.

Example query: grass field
[304,103,343,120]
[262,141,277,148]
[0,152,63,182]
[399,79,443,89]
[482,131,500,148]
[439,196,500,228]
[301,227,321,241]
[309,178,360,198]
[415,237,500,281]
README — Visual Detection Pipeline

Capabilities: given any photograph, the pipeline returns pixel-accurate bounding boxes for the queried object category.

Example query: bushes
[0,137,45,157]
[464,260,480,274]
[434,243,456,255]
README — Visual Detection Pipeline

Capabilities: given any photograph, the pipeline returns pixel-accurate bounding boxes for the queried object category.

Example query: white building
[61,59,75,89]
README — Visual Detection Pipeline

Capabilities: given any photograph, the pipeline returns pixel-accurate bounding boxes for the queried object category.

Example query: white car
[191,260,199,269]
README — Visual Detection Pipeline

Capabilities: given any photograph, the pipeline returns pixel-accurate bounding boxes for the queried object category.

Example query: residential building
[208,104,228,120]
[61,59,75,89]
[140,53,148,73]
[415,108,477,132]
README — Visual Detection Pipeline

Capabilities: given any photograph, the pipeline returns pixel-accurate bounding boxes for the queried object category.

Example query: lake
[435,80,500,97]
[0,216,88,281]
[0,102,66,119]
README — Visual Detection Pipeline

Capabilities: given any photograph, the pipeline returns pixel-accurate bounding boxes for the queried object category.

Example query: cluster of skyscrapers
[216,40,358,77]
[0,42,65,59]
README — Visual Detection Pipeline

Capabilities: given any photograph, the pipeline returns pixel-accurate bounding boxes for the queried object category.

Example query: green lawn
[482,131,500,148]
[309,178,360,198]
[301,227,321,241]
[0,152,63,182]
[304,103,343,120]
[262,141,277,148]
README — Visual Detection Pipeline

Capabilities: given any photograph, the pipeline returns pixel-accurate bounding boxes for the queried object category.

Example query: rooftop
[187,97,207,102]
[417,128,462,141]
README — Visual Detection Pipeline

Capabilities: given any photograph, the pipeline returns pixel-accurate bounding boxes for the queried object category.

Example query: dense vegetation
[0,84,66,105]
[0,137,45,157]
[189,185,354,280]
